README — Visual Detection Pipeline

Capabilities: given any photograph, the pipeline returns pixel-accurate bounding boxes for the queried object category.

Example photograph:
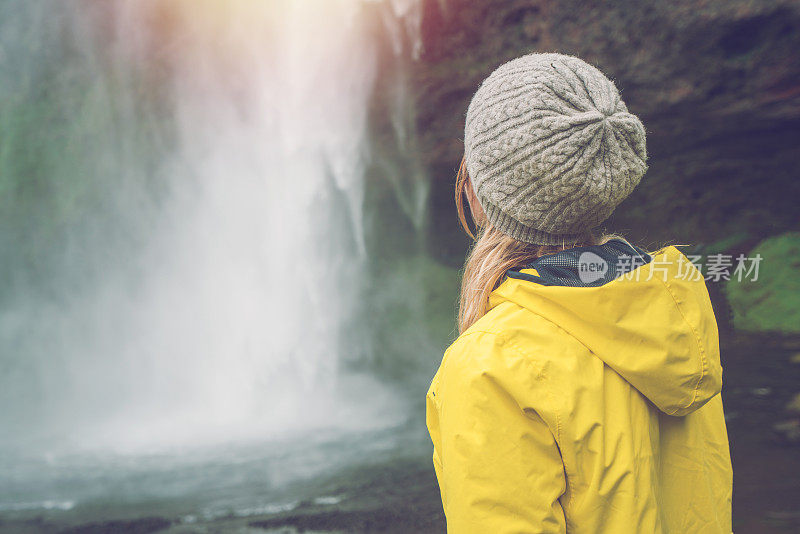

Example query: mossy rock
[365,255,461,380]
[726,232,800,333]
[787,393,800,414]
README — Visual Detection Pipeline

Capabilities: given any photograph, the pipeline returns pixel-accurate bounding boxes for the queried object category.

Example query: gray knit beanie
[464,52,648,245]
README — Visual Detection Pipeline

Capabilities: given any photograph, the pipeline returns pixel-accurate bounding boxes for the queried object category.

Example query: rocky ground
[2,332,798,534]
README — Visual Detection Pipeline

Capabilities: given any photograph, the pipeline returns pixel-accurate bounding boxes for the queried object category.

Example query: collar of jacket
[505,238,652,287]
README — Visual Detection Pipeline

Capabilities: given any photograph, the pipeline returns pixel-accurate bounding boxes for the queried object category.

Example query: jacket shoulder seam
[492,311,571,502]
[472,309,570,439]
[655,255,708,415]
[441,329,503,368]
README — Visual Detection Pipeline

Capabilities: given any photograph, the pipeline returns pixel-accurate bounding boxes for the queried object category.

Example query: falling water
[0,0,422,457]
[0,1,445,524]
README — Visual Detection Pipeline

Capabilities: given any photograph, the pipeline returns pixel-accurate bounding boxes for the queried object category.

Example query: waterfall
[0,0,424,454]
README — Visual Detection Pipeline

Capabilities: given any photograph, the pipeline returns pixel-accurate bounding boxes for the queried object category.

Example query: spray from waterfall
[0,0,424,454]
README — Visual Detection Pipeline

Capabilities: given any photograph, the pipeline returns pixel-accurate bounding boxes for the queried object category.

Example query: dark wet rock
[57,517,172,534]
[787,393,800,413]
[249,459,445,534]
[773,419,800,445]
[405,0,800,265]
[250,505,441,534]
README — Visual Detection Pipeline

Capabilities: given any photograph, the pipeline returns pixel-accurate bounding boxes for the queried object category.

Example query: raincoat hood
[490,239,722,416]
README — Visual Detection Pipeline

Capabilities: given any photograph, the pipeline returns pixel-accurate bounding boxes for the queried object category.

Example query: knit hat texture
[464,52,648,245]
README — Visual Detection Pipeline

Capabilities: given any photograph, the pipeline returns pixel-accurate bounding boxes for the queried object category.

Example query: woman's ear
[465,178,487,226]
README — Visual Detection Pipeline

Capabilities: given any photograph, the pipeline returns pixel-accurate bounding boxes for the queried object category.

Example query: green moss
[726,232,800,333]
[364,255,461,379]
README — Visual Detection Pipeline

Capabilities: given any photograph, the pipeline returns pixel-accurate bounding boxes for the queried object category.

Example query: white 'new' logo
[578,251,608,284]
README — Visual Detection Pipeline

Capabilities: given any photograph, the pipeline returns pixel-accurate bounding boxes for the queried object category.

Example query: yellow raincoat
[426,240,733,533]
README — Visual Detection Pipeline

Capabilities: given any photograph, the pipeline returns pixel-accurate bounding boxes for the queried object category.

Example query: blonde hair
[455,157,617,333]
